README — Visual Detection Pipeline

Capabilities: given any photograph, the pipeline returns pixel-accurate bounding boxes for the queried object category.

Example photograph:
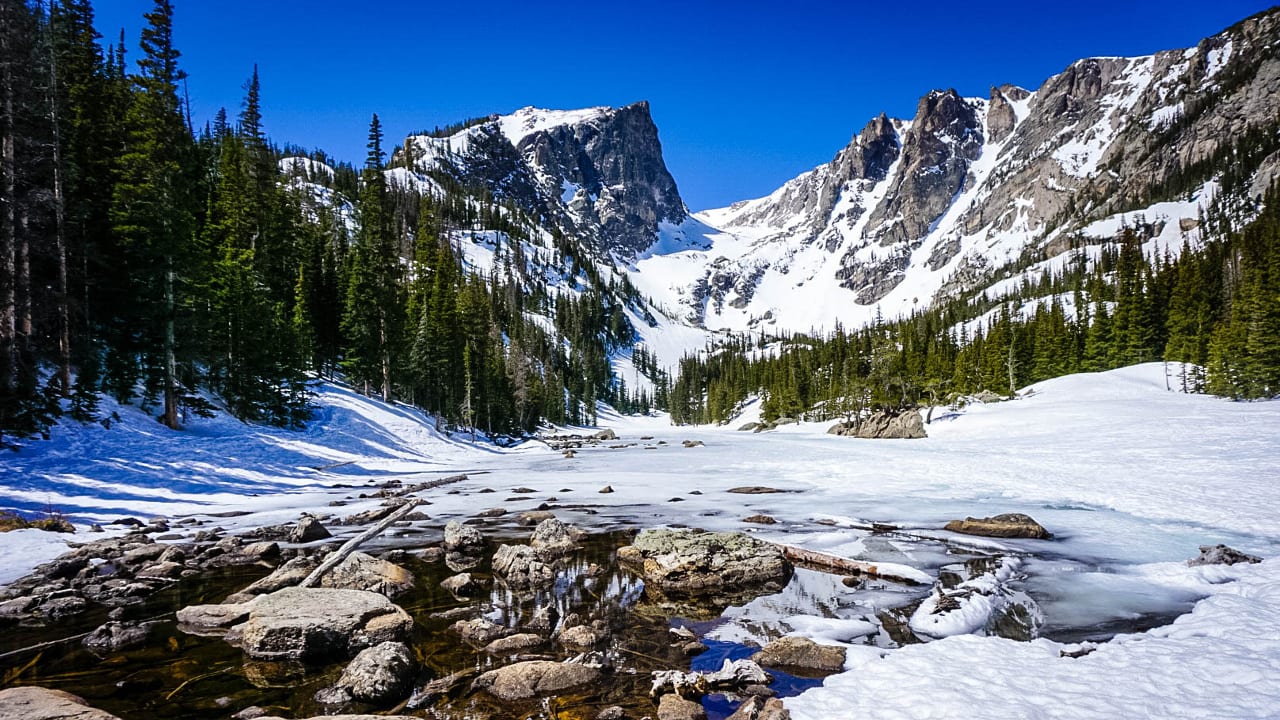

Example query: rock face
[471,660,601,700]
[0,687,123,720]
[324,641,416,704]
[179,587,413,661]
[401,102,692,260]
[1188,544,1263,566]
[827,409,926,439]
[617,529,792,596]
[944,513,1052,539]
[751,636,846,672]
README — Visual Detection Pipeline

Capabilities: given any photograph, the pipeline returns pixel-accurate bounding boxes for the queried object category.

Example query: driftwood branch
[300,498,422,588]
[772,543,927,585]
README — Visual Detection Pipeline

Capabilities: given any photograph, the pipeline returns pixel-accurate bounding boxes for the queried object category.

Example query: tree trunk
[47,14,71,395]
[0,5,16,394]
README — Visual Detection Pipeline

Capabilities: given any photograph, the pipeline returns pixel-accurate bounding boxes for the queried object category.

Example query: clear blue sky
[94,1,1274,211]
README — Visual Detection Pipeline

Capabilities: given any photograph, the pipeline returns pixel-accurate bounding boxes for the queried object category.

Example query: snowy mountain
[635,9,1280,333]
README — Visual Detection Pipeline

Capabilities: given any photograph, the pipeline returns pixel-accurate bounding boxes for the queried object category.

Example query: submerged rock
[0,687,122,720]
[944,513,1052,539]
[492,544,556,587]
[751,636,846,672]
[440,573,475,596]
[471,659,601,700]
[83,620,161,653]
[483,633,545,654]
[317,641,415,704]
[657,693,707,720]
[617,529,792,596]
[451,618,513,646]
[1187,544,1262,566]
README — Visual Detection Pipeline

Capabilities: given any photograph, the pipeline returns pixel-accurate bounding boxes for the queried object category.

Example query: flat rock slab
[471,660,600,700]
[944,513,1052,539]
[0,687,123,720]
[617,529,792,596]
[727,486,797,494]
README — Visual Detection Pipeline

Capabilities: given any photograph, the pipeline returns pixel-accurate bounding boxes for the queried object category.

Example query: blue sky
[95,1,1274,211]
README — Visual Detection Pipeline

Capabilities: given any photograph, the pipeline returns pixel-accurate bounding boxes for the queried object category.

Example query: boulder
[320,641,415,704]
[225,556,319,603]
[318,552,414,598]
[598,485,614,494]
[827,409,926,439]
[519,510,556,526]
[450,618,513,646]
[471,660,601,700]
[726,696,792,720]
[751,636,846,672]
[617,529,792,596]
[736,422,760,432]
[972,390,1004,403]
[289,516,332,543]
[530,518,578,557]
[944,513,1052,539]
[742,515,777,525]
[442,521,483,553]
[682,440,705,448]
[727,486,791,495]
[593,428,618,440]
[0,687,122,720]
[214,587,412,661]
[1187,544,1262,566]
[657,693,707,720]
[492,544,556,587]
[82,620,161,653]
[559,623,606,648]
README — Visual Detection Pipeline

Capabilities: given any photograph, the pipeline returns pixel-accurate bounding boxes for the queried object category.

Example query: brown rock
[752,636,846,672]
[471,660,600,700]
[944,513,1052,539]
[0,687,122,719]
[657,693,707,720]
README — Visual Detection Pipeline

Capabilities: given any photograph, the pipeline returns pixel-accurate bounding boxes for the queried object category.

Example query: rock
[472,660,601,700]
[442,520,483,553]
[475,508,507,518]
[737,422,760,432]
[519,510,556,526]
[241,541,281,560]
[419,546,443,563]
[827,409,927,439]
[598,485,614,493]
[617,528,792,596]
[440,573,475,596]
[289,516,332,543]
[559,623,606,648]
[726,696,792,720]
[0,687,123,719]
[727,486,792,494]
[1187,544,1262,566]
[135,560,184,580]
[596,707,627,720]
[224,556,318,603]
[944,513,1052,539]
[972,390,1004,403]
[492,544,556,587]
[83,620,160,652]
[657,693,707,720]
[530,517,578,557]
[751,636,846,672]
[323,641,415,704]
[563,450,577,459]
[318,552,415,598]
[450,618,513,646]
[231,707,267,720]
[483,633,545,654]
[679,640,709,655]
[682,440,705,448]
[37,595,87,619]
[211,587,413,661]
[742,515,777,525]
[593,428,618,440]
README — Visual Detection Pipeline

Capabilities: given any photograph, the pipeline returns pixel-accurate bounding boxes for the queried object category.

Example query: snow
[497,105,614,147]
[1205,40,1233,81]
[2,364,1278,718]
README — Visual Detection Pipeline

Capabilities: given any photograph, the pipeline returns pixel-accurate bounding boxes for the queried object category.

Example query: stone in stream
[1187,544,1262,566]
[317,552,414,598]
[944,513,1052,539]
[616,529,792,596]
[179,587,412,662]
[442,520,484,553]
[288,516,332,543]
[450,617,513,646]
[529,517,580,557]
[558,623,607,649]
[0,687,123,720]
[726,696,792,720]
[314,641,415,705]
[82,620,162,652]
[492,544,556,587]
[657,693,707,720]
[471,659,601,700]
[751,636,846,672]
[483,633,545,654]
[440,573,475,596]
[743,514,778,525]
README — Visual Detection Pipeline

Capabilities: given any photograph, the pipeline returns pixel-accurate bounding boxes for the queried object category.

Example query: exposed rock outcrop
[944,513,1052,539]
[827,409,927,439]
[1187,544,1262,566]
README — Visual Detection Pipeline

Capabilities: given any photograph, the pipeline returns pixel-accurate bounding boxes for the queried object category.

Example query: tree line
[0,0,649,447]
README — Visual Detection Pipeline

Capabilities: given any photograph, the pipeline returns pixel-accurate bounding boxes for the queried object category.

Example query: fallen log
[772,543,930,585]
[300,498,423,588]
